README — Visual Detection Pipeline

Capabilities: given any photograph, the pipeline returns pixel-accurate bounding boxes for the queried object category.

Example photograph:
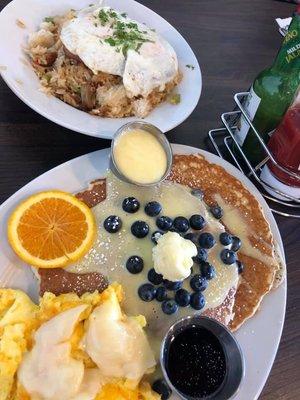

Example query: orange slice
[7,191,96,268]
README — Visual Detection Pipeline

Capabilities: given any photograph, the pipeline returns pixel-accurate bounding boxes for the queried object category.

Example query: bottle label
[235,87,261,146]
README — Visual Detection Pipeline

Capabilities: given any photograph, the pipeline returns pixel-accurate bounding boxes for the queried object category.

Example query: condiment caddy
[208,91,300,219]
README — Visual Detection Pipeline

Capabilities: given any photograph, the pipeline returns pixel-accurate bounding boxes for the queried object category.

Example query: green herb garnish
[121,12,127,18]
[169,93,181,105]
[98,8,152,55]
[44,16,54,23]
[186,64,195,70]
[98,9,109,25]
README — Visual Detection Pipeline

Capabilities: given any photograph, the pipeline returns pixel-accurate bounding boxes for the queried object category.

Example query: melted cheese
[83,291,155,381]
[17,305,103,400]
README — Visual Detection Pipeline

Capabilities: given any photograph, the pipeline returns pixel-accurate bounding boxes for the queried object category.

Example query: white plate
[0,0,201,139]
[0,145,286,400]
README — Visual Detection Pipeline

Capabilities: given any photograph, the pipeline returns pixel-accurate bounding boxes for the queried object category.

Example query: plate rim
[0,0,202,139]
[0,144,286,400]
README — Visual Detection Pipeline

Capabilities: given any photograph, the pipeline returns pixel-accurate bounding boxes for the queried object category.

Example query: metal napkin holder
[208,92,300,218]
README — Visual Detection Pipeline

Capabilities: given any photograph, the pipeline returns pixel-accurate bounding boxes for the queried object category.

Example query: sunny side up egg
[60,6,178,98]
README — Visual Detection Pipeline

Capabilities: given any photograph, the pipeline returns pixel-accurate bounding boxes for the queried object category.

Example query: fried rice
[27,11,181,118]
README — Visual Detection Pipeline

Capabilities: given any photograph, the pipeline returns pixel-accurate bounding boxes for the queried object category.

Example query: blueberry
[104,215,122,233]
[190,292,206,310]
[201,262,216,280]
[131,221,149,238]
[162,299,179,315]
[145,201,162,217]
[191,188,204,200]
[193,248,208,264]
[151,230,164,244]
[138,283,156,302]
[173,216,190,233]
[189,214,206,230]
[152,379,172,400]
[175,289,190,307]
[190,274,208,292]
[148,268,163,285]
[122,197,140,213]
[219,232,233,245]
[198,232,216,249]
[210,205,223,219]
[220,249,237,265]
[126,256,144,274]
[155,286,168,302]
[184,232,198,244]
[156,216,173,231]
[231,236,242,252]
[163,280,183,291]
[237,260,244,274]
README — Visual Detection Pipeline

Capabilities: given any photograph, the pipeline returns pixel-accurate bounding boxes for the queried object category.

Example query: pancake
[38,154,282,331]
[169,154,282,330]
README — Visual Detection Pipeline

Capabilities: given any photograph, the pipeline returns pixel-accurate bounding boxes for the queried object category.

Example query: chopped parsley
[169,93,181,105]
[44,16,54,23]
[186,64,195,70]
[121,12,127,18]
[97,8,153,56]
[89,3,94,6]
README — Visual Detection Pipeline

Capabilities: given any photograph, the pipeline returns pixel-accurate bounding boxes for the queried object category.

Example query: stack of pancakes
[38,154,283,331]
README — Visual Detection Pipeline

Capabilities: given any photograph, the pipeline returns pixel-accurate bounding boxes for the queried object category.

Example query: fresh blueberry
[190,274,208,292]
[237,260,244,274]
[156,216,173,231]
[173,216,190,233]
[198,232,216,249]
[126,256,144,274]
[231,236,242,252]
[193,248,208,264]
[138,283,156,302]
[219,232,233,245]
[189,214,206,230]
[122,197,140,213]
[145,201,162,217]
[155,286,168,302]
[210,205,223,219]
[131,221,149,238]
[190,292,206,310]
[148,268,163,285]
[151,230,164,244]
[201,262,216,280]
[175,289,191,307]
[104,215,122,233]
[184,232,198,244]
[191,188,204,200]
[220,249,237,265]
[152,379,172,400]
[162,299,179,315]
[163,280,183,291]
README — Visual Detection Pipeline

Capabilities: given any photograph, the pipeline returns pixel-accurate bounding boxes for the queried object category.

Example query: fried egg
[60,6,178,97]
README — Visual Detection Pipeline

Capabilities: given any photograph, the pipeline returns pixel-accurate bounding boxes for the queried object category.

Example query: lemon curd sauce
[113,128,168,184]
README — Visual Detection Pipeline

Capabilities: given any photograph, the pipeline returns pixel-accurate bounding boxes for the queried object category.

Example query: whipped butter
[113,128,167,184]
[153,231,197,281]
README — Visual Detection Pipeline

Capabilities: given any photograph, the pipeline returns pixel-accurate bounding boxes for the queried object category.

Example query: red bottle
[267,88,300,191]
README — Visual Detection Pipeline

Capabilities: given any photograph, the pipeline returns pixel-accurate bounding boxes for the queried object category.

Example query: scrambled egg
[0,284,160,400]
